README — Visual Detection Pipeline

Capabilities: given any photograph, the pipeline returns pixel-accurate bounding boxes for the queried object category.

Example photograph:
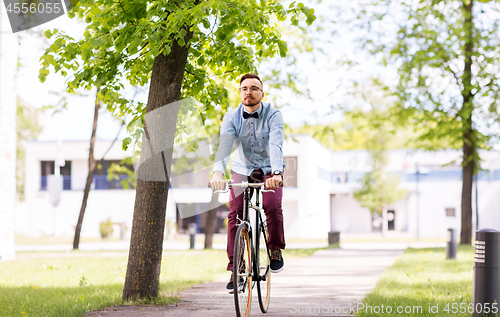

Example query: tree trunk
[461,126,474,245]
[122,31,193,300]
[460,0,474,245]
[204,193,219,249]
[73,92,100,250]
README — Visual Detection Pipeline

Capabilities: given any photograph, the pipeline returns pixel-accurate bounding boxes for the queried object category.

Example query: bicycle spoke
[257,224,271,313]
[234,225,252,317]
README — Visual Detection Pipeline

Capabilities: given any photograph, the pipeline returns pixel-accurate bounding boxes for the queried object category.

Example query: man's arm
[265,110,284,189]
[211,113,237,190]
[268,110,285,173]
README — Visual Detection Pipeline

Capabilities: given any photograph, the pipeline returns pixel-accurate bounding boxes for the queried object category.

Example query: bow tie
[243,112,259,119]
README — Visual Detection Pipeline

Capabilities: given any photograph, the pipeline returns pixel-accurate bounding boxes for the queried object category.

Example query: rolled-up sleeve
[269,111,284,173]
[213,113,237,175]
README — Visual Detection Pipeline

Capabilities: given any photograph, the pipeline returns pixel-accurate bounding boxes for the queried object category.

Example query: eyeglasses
[239,86,263,93]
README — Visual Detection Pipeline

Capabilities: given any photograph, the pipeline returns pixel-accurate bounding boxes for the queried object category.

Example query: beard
[243,97,261,107]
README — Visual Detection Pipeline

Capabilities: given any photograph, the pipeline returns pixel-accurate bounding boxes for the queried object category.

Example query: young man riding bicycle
[209,73,286,293]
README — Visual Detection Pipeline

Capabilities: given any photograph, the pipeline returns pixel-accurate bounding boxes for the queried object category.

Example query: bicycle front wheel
[257,224,271,313]
[234,224,252,317]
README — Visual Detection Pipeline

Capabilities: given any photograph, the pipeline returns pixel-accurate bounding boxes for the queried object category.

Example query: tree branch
[100,117,126,163]
[117,0,136,26]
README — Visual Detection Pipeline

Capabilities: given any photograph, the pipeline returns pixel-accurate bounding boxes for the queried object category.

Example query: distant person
[210,73,286,293]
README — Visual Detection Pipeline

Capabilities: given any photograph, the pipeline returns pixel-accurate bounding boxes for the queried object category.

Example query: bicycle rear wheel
[257,224,271,313]
[233,224,252,317]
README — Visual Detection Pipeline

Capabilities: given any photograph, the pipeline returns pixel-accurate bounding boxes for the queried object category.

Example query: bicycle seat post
[255,185,260,207]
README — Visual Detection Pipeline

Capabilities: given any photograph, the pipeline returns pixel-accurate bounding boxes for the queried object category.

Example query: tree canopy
[335,0,500,244]
[40,0,316,144]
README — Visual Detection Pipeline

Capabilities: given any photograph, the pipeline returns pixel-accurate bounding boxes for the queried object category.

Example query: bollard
[189,223,197,249]
[328,231,340,245]
[473,228,500,317]
[446,228,457,260]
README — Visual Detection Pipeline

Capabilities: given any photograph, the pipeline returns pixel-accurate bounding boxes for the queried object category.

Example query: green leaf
[151,46,160,57]
[278,41,287,57]
[149,33,159,42]
[127,37,142,55]
[90,5,100,16]
[115,39,125,52]
[44,29,53,39]
[163,45,171,56]
[122,137,131,151]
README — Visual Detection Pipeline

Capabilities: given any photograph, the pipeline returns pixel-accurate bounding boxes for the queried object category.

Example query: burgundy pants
[226,170,286,272]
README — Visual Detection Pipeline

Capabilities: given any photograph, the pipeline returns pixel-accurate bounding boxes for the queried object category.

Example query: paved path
[84,248,403,317]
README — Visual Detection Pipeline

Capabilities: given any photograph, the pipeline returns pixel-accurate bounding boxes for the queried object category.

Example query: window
[95,160,134,190]
[445,208,456,217]
[40,161,71,190]
[283,156,297,187]
[387,210,395,230]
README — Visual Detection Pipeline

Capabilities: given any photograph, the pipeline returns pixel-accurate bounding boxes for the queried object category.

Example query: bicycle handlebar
[207,180,278,194]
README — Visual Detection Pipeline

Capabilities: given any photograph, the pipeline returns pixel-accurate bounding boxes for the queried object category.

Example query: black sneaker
[226,274,244,294]
[226,274,235,293]
[270,249,284,273]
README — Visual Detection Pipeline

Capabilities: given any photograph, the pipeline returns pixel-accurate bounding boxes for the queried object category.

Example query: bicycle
[211,179,274,317]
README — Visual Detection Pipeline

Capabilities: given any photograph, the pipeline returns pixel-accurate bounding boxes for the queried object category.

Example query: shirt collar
[242,102,263,116]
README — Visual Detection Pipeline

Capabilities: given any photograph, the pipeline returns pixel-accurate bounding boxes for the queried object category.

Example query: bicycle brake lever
[261,189,275,193]
[214,188,229,194]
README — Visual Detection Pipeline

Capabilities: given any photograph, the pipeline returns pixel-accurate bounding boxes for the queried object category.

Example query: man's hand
[265,175,282,189]
[209,171,226,191]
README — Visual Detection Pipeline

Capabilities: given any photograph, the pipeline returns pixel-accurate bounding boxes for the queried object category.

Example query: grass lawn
[1,247,326,317]
[356,245,475,317]
[1,250,229,317]
[14,236,125,245]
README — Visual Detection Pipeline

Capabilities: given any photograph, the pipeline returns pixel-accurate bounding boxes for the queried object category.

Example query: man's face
[240,78,264,107]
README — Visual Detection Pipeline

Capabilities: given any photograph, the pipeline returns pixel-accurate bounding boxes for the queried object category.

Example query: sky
[16,15,128,142]
[13,0,386,142]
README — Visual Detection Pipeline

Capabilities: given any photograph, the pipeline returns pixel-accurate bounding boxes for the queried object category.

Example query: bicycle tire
[257,223,271,313]
[233,224,252,317]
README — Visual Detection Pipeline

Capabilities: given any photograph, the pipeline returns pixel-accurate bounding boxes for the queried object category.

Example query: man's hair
[240,73,263,87]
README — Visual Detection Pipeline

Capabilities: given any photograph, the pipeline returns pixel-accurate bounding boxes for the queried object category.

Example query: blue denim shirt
[213,102,285,176]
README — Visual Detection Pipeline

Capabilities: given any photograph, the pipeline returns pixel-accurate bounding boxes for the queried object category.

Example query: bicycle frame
[222,181,272,282]
[212,179,274,316]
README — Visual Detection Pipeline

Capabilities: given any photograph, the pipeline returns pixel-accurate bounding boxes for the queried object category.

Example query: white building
[17,134,500,241]
[330,148,500,239]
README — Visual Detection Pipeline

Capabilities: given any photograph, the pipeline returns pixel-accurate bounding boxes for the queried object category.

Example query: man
[210,73,286,293]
